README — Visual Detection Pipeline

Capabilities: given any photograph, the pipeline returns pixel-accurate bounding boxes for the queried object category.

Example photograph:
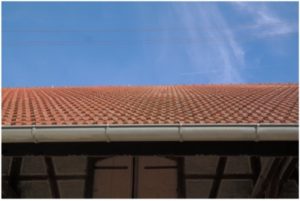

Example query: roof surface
[2,84,298,126]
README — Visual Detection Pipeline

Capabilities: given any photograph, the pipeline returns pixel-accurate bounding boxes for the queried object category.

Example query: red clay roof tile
[2,84,298,126]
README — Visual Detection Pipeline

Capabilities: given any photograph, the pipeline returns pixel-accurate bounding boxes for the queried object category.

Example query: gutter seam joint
[31,125,39,144]
[178,122,184,142]
[105,123,111,142]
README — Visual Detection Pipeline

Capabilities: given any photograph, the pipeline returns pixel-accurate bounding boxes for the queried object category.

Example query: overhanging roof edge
[2,123,298,143]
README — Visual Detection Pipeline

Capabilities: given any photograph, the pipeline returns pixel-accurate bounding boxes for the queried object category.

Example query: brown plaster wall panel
[279,180,298,198]
[53,156,86,175]
[224,156,251,174]
[93,169,131,198]
[138,156,177,198]
[139,156,176,167]
[186,179,214,198]
[94,156,131,167]
[217,179,253,198]
[185,156,219,174]
[19,180,52,198]
[2,157,12,176]
[93,156,132,198]
[260,156,273,168]
[21,156,47,175]
[58,180,85,198]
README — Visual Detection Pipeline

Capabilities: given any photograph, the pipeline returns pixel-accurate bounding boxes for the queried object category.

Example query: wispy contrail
[174,3,245,83]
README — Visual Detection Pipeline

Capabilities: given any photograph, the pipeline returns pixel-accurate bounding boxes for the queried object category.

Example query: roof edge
[2,124,298,143]
[2,123,298,128]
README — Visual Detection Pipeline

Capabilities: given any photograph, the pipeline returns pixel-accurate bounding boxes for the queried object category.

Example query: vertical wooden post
[8,157,22,198]
[131,156,139,198]
[250,156,261,183]
[84,157,96,198]
[177,157,186,198]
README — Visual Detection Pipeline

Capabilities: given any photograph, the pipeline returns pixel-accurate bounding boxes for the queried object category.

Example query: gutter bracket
[31,126,39,144]
[178,122,184,142]
[105,123,111,143]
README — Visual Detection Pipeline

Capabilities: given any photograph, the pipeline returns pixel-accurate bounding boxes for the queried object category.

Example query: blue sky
[2,2,298,87]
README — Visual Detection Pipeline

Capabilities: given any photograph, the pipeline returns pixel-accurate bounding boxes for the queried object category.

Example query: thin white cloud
[174,4,245,83]
[152,3,296,84]
[233,2,297,37]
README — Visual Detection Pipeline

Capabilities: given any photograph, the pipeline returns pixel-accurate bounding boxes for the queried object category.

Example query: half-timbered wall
[2,156,298,198]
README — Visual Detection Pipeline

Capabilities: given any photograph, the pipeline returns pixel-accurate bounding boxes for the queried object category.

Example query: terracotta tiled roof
[2,84,298,126]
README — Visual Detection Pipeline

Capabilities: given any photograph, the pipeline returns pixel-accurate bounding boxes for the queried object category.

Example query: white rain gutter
[1,124,298,143]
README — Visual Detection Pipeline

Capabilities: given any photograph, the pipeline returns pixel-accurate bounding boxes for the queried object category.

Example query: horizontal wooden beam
[3,141,298,156]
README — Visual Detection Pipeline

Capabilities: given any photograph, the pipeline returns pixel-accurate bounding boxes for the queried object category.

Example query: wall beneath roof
[2,155,298,198]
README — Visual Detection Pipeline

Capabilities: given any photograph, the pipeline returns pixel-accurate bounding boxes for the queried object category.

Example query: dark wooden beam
[250,156,261,183]
[3,141,298,156]
[251,157,282,198]
[209,157,227,198]
[84,157,96,198]
[290,167,298,185]
[8,157,23,198]
[44,157,60,198]
[265,157,288,198]
[177,157,186,198]
[2,182,18,198]
[131,156,139,198]
[277,157,298,197]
